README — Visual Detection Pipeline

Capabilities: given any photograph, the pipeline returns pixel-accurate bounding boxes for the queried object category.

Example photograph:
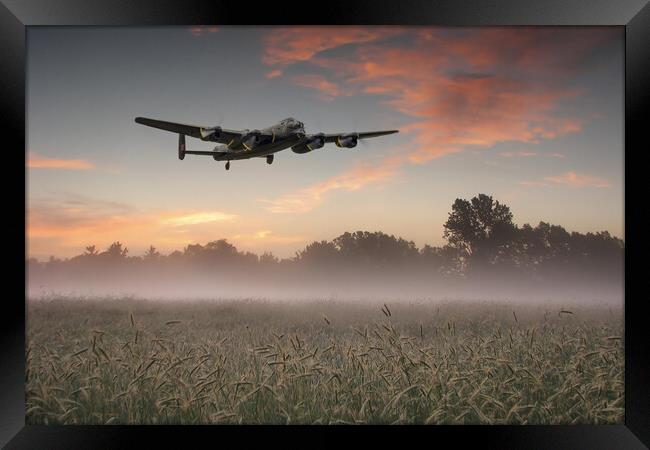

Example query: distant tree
[101,241,128,259]
[296,240,339,264]
[183,239,244,269]
[28,196,624,287]
[567,230,624,275]
[143,245,161,260]
[333,231,418,265]
[167,250,184,262]
[204,240,238,257]
[47,255,62,266]
[259,252,279,265]
[67,244,99,267]
[526,222,572,272]
[84,245,98,257]
[515,223,546,273]
[241,251,259,264]
[443,194,518,271]
[513,222,621,277]
[420,244,445,270]
[438,245,465,276]
[183,243,204,259]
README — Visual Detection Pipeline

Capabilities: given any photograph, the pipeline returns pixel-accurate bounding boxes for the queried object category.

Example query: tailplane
[178,134,186,160]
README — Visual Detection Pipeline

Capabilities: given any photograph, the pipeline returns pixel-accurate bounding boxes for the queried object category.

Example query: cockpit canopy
[282,117,304,130]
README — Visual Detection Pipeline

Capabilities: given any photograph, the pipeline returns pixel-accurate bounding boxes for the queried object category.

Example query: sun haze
[27,26,623,260]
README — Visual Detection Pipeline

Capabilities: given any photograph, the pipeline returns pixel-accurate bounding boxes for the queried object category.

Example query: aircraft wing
[322,130,399,143]
[134,117,260,144]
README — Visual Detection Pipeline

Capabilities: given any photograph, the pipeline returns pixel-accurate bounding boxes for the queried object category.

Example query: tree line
[28,194,624,282]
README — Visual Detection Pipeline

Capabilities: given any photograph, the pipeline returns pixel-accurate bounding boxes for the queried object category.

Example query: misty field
[26,297,624,425]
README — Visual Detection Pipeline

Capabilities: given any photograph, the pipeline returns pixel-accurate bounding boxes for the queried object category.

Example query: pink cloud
[27,195,240,257]
[28,153,95,170]
[545,171,610,188]
[261,155,403,213]
[260,27,615,210]
[499,151,566,158]
[262,28,596,164]
[519,180,552,187]
[262,26,404,66]
[292,74,349,101]
[499,151,539,158]
[520,171,610,188]
[266,69,283,79]
[189,26,220,36]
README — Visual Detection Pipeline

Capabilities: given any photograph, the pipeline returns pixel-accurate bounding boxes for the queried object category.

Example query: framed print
[2,0,649,448]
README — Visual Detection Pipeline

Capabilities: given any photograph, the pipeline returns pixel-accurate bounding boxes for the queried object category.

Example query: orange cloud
[260,155,403,214]
[545,171,610,188]
[499,151,538,157]
[28,153,95,170]
[262,28,598,164]
[189,26,219,36]
[266,69,283,78]
[499,151,566,158]
[519,171,610,188]
[292,74,349,101]
[445,28,616,75]
[160,211,237,226]
[27,195,241,258]
[518,180,552,187]
[260,27,616,210]
[231,230,306,245]
[262,26,404,66]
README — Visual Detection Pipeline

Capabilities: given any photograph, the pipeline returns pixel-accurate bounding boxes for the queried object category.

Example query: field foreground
[26,297,624,425]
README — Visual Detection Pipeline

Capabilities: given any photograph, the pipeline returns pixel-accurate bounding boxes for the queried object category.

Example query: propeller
[351,117,368,148]
[215,112,224,128]
[200,112,225,140]
[312,116,322,134]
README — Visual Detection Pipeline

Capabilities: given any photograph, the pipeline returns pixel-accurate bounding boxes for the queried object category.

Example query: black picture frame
[2,0,648,448]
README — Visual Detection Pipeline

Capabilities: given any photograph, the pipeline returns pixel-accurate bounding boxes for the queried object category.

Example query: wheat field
[25,297,624,425]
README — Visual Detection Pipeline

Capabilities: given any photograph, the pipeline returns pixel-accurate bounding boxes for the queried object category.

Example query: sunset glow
[27,26,623,259]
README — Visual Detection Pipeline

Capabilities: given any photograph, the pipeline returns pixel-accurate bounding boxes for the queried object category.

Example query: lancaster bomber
[135,116,398,170]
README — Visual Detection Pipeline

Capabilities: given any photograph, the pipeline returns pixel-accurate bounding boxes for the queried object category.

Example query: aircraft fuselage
[210,118,306,161]
[134,115,399,169]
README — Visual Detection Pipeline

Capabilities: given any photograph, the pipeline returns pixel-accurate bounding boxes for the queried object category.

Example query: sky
[26,26,624,260]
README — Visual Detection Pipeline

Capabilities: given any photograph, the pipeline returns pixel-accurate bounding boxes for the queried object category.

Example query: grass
[26,297,624,425]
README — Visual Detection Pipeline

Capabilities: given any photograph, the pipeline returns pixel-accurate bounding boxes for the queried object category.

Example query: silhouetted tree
[168,250,183,262]
[241,251,259,265]
[27,193,624,289]
[333,231,418,266]
[101,241,128,259]
[143,245,161,260]
[443,194,518,271]
[259,252,279,265]
[204,240,238,256]
[296,240,339,265]
[420,244,445,269]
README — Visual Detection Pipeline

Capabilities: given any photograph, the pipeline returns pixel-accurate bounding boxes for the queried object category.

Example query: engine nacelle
[291,133,325,154]
[242,130,262,150]
[200,126,222,141]
[291,144,311,154]
[178,134,186,160]
[335,133,358,148]
[306,133,325,151]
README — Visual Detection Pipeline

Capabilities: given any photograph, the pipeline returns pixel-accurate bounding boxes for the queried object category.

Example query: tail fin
[178,134,186,160]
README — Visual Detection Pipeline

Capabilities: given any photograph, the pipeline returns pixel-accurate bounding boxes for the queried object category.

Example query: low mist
[27,241,623,306]
[27,194,624,306]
